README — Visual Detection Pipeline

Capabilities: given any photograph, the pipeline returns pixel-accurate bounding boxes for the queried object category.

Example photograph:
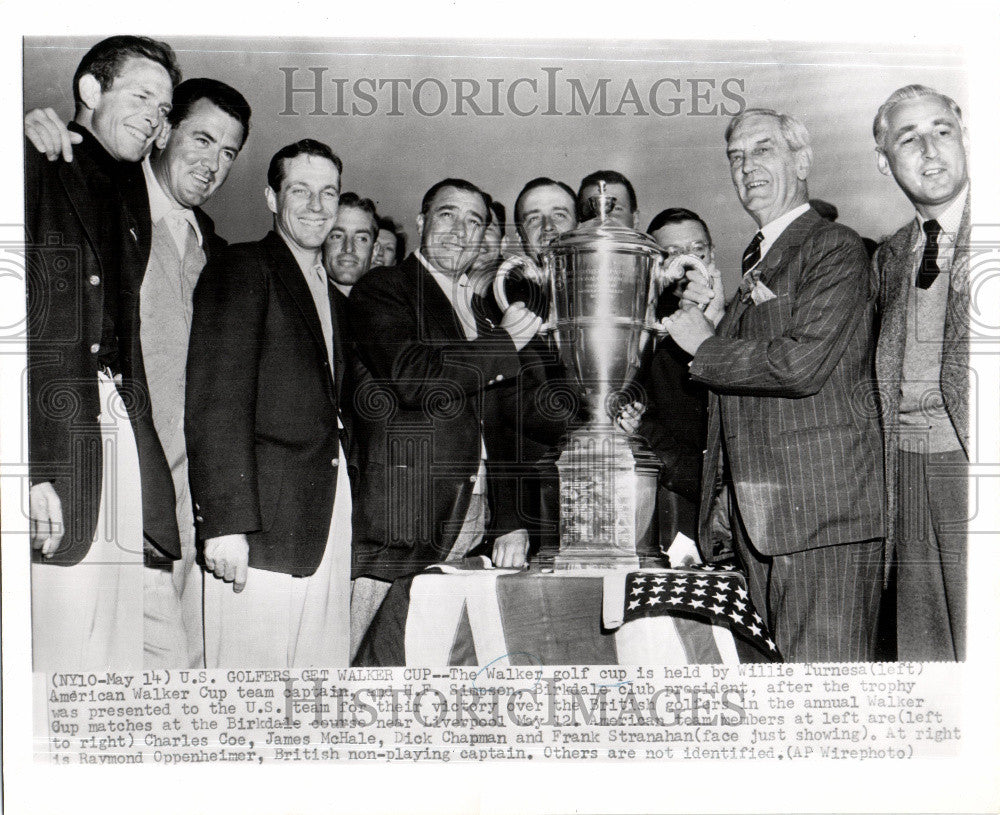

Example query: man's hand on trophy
[25,108,80,162]
[615,401,646,435]
[682,263,726,327]
[668,254,725,327]
[500,301,543,351]
[661,303,715,356]
[29,482,64,558]
[492,529,530,569]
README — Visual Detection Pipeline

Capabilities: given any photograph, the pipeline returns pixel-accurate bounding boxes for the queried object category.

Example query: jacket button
[90,343,100,354]
[88,275,100,286]
[331,458,339,467]
[469,474,477,483]
[495,374,504,382]
[195,515,204,523]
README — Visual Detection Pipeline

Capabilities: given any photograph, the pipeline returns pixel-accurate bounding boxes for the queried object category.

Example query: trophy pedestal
[549,427,661,572]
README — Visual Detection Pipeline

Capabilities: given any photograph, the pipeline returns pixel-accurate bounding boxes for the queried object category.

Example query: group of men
[25,35,971,669]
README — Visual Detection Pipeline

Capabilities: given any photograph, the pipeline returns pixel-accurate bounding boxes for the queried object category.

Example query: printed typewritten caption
[36,663,960,764]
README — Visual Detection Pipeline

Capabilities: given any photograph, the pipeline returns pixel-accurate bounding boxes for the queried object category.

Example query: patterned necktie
[917,219,942,290]
[738,231,764,302]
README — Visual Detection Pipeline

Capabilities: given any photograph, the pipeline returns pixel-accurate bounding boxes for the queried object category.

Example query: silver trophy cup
[494,186,676,570]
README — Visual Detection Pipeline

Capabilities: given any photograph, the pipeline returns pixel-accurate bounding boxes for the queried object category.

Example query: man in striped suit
[663,109,885,662]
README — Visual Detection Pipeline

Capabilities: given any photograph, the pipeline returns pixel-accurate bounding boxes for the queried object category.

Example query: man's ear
[632,209,640,230]
[77,74,102,112]
[416,213,425,243]
[875,148,892,177]
[795,145,813,181]
[264,185,278,216]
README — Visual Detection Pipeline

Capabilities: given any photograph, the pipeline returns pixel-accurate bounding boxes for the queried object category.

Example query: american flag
[622,568,779,658]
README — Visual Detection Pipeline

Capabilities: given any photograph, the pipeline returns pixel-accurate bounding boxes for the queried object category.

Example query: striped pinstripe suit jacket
[873,195,970,554]
[690,208,885,559]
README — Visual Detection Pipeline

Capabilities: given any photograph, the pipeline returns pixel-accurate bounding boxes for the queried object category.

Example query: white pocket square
[750,281,777,305]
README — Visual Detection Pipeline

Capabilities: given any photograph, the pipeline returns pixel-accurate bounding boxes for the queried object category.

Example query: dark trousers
[731,495,884,662]
[895,448,967,661]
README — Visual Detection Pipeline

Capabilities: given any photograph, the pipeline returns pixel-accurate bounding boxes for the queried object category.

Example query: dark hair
[376,215,405,257]
[419,178,491,226]
[337,192,379,231]
[646,207,713,245]
[577,170,638,218]
[73,35,181,115]
[488,200,507,238]
[266,139,343,192]
[167,78,252,148]
[513,177,576,224]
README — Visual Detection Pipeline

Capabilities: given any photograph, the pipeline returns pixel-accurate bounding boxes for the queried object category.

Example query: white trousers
[203,445,352,668]
[32,372,143,671]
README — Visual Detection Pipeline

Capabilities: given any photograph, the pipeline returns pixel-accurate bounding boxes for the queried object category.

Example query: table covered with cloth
[354,561,779,666]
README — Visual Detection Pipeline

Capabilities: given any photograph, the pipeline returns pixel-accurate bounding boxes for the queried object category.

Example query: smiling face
[726,114,811,227]
[517,185,577,262]
[417,186,487,276]
[265,154,340,253]
[877,96,969,220]
[153,98,245,208]
[82,56,174,162]
[323,205,377,285]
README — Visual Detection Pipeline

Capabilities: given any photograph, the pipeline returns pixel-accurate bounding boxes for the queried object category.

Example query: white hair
[724,108,812,152]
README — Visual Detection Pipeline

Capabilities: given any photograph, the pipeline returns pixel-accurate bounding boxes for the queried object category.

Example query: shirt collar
[142,157,203,247]
[915,183,968,238]
[416,249,471,302]
[758,202,811,256]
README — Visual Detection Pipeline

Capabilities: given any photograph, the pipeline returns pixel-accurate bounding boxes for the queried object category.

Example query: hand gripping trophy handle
[492,255,555,331]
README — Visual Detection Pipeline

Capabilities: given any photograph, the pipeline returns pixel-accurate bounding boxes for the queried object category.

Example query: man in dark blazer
[347,179,544,640]
[185,139,354,667]
[872,85,970,661]
[25,36,181,670]
[664,109,885,662]
[26,78,252,668]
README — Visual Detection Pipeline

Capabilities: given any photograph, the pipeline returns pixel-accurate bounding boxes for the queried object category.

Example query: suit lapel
[941,194,971,454]
[875,220,917,395]
[409,258,467,341]
[264,231,331,373]
[328,285,348,400]
[56,161,109,276]
[723,209,820,336]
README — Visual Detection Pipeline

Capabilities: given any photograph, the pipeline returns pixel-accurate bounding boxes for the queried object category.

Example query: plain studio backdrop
[23,36,965,294]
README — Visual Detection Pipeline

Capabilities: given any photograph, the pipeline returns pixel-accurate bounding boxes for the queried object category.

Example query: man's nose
[202,151,220,174]
[345,235,356,254]
[920,134,940,159]
[307,192,324,211]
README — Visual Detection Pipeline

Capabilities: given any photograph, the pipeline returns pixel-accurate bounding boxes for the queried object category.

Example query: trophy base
[551,552,641,573]
[544,426,662,572]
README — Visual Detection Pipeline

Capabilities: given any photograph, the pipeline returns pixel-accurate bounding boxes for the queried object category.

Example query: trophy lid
[544,179,663,256]
[544,218,663,256]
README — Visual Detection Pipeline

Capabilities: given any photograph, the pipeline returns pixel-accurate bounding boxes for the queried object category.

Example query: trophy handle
[492,255,554,331]
[644,253,712,328]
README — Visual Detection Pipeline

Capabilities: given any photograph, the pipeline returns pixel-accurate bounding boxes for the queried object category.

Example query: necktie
[738,231,764,301]
[917,219,942,290]
[741,231,763,275]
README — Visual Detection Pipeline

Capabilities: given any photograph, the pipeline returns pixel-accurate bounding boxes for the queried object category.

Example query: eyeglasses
[661,241,711,259]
